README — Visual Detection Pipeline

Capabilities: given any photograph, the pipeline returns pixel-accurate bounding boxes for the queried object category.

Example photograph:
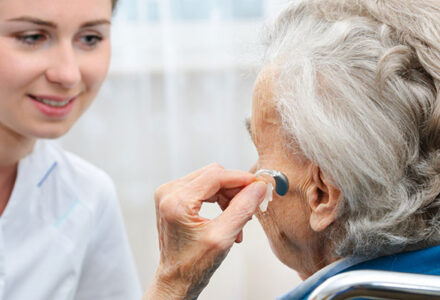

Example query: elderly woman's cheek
[257,191,314,260]
[256,208,281,248]
[256,206,299,268]
[257,200,291,243]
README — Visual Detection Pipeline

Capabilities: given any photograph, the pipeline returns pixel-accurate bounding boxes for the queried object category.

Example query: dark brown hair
[112,0,119,11]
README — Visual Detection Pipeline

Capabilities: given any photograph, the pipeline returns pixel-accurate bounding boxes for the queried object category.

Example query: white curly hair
[263,0,440,257]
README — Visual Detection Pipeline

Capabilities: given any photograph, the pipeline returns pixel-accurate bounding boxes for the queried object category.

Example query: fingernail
[253,181,267,199]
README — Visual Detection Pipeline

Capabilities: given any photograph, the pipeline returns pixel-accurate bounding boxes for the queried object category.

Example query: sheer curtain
[60,0,301,298]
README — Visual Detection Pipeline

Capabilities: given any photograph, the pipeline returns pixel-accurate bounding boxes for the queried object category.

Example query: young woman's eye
[16,33,46,46]
[79,34,103,48]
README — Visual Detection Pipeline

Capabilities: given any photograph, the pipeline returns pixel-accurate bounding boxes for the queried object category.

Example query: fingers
[155,164,254,203]
[205,187,242,204]
[151,165,266,300]
[186,166,255,202]
[220,187,243,199]
[212,189,247,244]
[155,164,256,225]
[209,181,267,243]
[155,164,227,200]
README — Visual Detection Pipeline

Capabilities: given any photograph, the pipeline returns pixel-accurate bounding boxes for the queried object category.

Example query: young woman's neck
[0,124,35,168]
[0,124,35,215]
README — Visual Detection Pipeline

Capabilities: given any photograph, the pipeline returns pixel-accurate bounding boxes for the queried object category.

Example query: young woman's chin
[34,130,69,140]
[21,122,75,140]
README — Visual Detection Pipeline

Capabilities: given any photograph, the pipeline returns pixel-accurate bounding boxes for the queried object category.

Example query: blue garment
[278,244,440,300]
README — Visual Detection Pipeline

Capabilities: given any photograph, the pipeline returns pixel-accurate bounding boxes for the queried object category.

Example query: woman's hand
[144,163,267,300]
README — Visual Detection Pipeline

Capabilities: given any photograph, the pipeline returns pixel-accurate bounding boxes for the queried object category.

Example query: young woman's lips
[28,94,77,118]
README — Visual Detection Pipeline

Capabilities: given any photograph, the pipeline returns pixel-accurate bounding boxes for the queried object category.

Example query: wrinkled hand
[144,164,267,300]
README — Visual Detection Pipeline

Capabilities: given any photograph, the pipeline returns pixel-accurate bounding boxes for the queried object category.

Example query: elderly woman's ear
[306,165,341,232]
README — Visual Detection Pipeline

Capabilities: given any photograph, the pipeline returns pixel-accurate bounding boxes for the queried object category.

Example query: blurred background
[60,0,301,298]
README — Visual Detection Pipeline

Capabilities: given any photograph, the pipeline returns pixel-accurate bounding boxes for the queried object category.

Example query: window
[111,0,288,72]
[115,0,265,23]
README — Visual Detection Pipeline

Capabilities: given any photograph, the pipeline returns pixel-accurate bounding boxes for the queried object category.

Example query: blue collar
[277,256,370,300]
[278,244,440,300]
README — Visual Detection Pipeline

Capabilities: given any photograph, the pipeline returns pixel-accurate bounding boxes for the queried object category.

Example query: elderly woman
[144,0,440,299]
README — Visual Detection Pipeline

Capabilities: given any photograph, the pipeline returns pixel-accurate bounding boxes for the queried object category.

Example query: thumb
[211,181,267,241]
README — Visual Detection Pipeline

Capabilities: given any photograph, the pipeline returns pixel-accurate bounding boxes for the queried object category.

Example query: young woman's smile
[0,0,112,139]
[0,1,142,299]
[27,93,80,118]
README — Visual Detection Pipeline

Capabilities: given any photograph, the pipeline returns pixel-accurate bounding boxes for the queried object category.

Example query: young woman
[0,0,141,299]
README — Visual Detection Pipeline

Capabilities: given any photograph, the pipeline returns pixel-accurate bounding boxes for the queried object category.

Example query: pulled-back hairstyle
[263,0,440,257]
[112,0,119,11]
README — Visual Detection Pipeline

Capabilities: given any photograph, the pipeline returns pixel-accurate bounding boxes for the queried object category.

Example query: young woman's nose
[45,43,81,89]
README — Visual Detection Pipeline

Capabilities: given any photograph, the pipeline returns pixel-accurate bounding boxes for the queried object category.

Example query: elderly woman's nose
[249,163,258,174]
[45,44,81,89]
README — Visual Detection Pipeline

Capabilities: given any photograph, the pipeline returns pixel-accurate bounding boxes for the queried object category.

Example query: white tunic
[0,140,142,299]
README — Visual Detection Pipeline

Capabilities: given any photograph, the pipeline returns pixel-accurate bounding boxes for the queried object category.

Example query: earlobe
[307,166,341,232]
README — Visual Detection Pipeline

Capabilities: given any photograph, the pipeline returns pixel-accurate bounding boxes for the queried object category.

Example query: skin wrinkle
[184,249,229,300]
[147,164,264,299]
[252,66,339,279]
[158,211,237,299]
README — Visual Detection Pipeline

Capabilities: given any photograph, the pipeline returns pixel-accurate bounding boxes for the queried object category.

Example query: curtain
[60,0,300,298]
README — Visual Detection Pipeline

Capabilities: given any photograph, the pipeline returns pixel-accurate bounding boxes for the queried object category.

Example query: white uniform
[0,140,142,300]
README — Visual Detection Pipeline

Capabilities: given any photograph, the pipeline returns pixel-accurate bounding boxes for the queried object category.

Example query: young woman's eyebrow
[81,20,111,28]
[7,17,56,28]
[6,17,111,28]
